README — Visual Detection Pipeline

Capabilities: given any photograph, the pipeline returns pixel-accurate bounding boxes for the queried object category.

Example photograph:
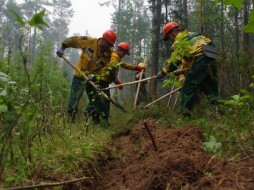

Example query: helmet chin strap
[169,31,177,42]
[170,29,177,38]
[118,50,125,58]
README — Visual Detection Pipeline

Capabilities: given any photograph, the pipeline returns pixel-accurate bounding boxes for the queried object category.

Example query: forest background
[0,0,254,189]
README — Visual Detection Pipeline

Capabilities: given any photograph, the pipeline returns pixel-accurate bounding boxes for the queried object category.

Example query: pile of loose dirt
[188,158,254,190]
[98,119,212,190]
[94,119,254,190]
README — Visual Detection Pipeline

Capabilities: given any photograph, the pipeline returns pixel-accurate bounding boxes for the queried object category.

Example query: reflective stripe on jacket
[98,51,137,83]
[162,30,212,77]
[62,36,113,78]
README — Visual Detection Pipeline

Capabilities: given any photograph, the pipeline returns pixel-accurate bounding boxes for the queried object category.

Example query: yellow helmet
[137,62,146,71]
[138,63,145,67]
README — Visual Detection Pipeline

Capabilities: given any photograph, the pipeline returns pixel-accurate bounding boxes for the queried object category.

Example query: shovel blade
[110,99,127,113]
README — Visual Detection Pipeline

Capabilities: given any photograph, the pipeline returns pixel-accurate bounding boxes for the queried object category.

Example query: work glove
[135,65,145,71]
[56,47,65,58]
[114,79,123,90]
[156,71,165,79]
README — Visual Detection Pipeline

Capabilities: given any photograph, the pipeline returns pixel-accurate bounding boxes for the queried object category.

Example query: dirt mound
[94,119,254,190]
[188,158,254,190]
[99,119,213,190]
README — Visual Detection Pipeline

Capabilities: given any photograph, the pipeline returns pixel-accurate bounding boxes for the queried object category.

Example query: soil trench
[86,119,254,190]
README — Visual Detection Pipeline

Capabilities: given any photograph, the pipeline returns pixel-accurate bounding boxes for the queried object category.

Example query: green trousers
[67,76,110,122]
[85,81,110,122]
[67,76,86,114]
[180,56,218,114]
[136,84,148,105]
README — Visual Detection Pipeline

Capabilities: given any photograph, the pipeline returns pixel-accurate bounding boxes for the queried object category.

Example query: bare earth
[88,119,254,190]
[56,119,254,190]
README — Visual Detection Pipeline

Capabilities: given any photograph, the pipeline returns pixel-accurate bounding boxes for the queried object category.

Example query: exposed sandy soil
[89,119,254,190]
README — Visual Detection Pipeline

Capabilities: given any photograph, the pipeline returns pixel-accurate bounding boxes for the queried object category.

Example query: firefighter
[109,42,145,84]
[100,42,145,90]
[135,63,149,105]
[92,42,145,124]
[56,30,117,123]
[156,21,219,116]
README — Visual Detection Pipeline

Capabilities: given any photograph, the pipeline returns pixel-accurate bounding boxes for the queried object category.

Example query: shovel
[61,56,127,113]
[134,56,147,109]
[99,68,189,91]
[100,76,157,91]
[144,86,182,109]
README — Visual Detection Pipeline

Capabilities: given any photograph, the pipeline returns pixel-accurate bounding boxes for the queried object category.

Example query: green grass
[1,98,254,189]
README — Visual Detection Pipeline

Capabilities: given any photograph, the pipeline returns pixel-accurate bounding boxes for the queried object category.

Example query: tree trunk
[164,0,169,22]
[198,0,203,33]
[31,2,39,66]
[242,0,251,88]
[242,0,249,52]
[182,0,188,29]
[117,0,122,101]
[234,8,239,61]
[164,0,171,57]
[149,0,162,96]
[220,1,225,50]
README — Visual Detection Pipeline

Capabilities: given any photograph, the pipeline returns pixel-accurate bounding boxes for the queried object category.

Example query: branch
[6,176,92,190]
[144,121,157,152]
[144,86,182,108]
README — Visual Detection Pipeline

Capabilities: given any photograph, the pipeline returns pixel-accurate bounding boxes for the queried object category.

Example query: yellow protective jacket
[98,51,137,83]
[162,30,212,82]
[62,36,113,78]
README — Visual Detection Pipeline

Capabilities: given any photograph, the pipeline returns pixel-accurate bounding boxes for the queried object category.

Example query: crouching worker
[156,21,219,117]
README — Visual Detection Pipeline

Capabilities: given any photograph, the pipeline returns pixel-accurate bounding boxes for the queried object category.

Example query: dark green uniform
[135,71,148,105]
[162,30,218,114]
[180,55,218,113]
[85,81,110,123]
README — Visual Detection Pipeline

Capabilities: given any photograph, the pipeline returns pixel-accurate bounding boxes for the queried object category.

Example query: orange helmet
[163,21,180,40]
[103,30,117,45]
[118,42,130,55]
